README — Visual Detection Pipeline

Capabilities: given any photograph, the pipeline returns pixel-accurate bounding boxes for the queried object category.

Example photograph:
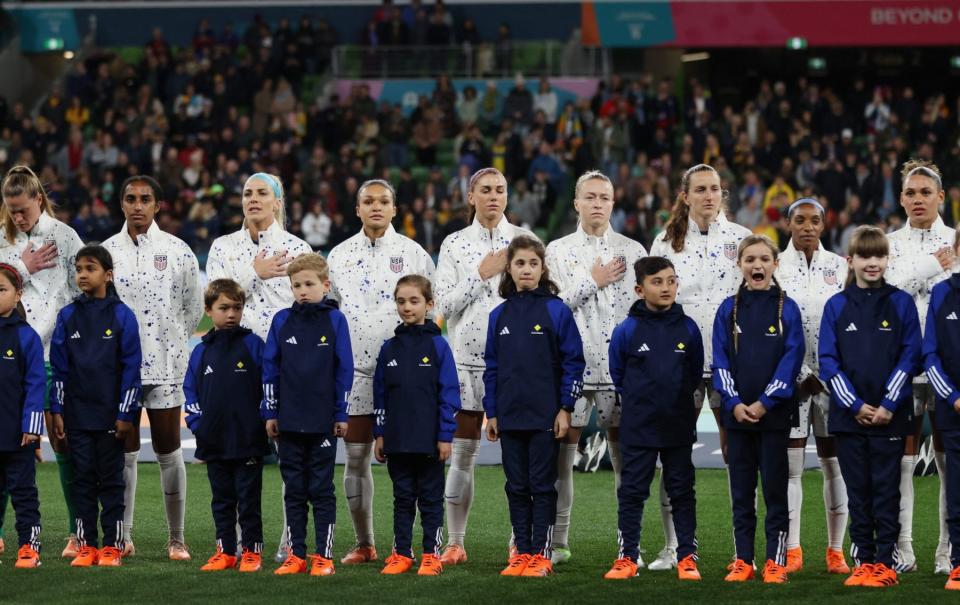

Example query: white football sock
[608,439,623,492]
[157,448,186,542]
[936,449,948,547]
[819,456,848,551]
[658,470,678,550]
[344,441,375,547]
[123,450,139,542]
[787,447,804,550]
[553,443,578,548]
[445,437,480,547]
[898,454,918,545]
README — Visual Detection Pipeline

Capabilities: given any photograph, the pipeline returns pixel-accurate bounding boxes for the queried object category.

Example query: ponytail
[663,164,718,253]
[1,165,56,245]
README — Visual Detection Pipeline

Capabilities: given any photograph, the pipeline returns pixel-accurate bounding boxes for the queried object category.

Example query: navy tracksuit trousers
[278,432,336,559]
[0,447,40,550]
[727,428,789,565]
[835,433,903,568]
[207,457,263,555]
[618,444,696,563]
[386,453,445,559]
[501,430,558,557]
[69,430,124,550]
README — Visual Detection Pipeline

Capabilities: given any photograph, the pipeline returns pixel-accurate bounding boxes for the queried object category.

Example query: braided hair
[732,235,783,353]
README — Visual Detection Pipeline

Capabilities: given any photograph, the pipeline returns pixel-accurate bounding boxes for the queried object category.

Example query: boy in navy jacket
[923,269,960,590]
[712,236,805,584]
[374,275,460,576]
[262,253,353,577]
[819,226,920,588]
[483,236,585,578]
[184,279,270,572]
[0,263,45,568]
[50,246,141,568]
[605,257,703,581]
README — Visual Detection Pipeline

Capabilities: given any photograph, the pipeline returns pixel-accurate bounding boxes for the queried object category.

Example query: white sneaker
[636,553,646,569]
[647,547,677,571]
[551,546,571,565]
[935,542,951,575]
[895,541,918,573]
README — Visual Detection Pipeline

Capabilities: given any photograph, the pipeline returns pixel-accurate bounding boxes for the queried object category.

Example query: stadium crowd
[0,10,959,267]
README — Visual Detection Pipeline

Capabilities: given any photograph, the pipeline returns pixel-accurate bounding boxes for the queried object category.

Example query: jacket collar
[629,299,684,320]
[576,223,612,246]
[201,325,253,344]
[471,214,512,239]
[120,221,163,246]
[0,313,26,328]
[394,321,442,337]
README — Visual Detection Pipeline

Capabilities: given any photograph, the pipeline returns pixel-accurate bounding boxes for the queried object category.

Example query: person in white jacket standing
[327,179,435,565]
[885,159,956,574]
[0,165,84,558]
[103,175,203,560]
[433,167,535,566]
[206,172,310,561]
[648,163,751,570]
[545,170,646,565]
[775,198,849,575]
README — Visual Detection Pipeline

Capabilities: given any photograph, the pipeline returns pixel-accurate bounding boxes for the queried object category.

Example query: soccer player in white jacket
[0,165,84,558]
[433,168,535,565]
[545,170,646,565]
[885,159,956,573]
[206,172,310,561]
[327,179,435,564]
[648,163,751,570]
[775,198,849,575]
[103,176,204,560]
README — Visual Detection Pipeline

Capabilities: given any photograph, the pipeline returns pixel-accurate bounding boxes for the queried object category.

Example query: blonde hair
[286,252,329,281]
[1,165,56,244]
[243,173,287,229]
[574,170,613,199]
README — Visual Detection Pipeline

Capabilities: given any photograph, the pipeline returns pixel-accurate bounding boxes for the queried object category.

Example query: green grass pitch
[0,464,947,603]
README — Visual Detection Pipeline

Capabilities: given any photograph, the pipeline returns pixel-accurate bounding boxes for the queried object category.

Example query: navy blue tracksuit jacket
[819,282,921,568]
[184,326,269,554]
[608,300,703,563]
[483,286,585,557]
[50,294,142,549]
[373,321,461,558]
[922,274,960,568]
[712,285,805,566]
[261,298,354,432]
[0,314,44,550]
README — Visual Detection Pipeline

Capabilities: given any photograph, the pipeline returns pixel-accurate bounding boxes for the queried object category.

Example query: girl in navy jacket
[819,226,920,588]
[483,235,585,578]
[184,279,270,572]
[712,235,805,584]
[0,263,45,568]
[373,275,460,576]
[605,256,703,581]
[50,245,142,567]
[261,253,353,576]
[923,250,960,590]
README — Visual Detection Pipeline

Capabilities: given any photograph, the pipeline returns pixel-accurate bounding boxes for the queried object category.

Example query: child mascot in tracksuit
[923,231,960,591]
[50,245,141,568]
[483,235,585,578]
[262,253,353,577]
[185,278,270,572]
[819,226,921,588]
[712,235,805,584]
[0,263,45,568]
[604,256,703,582]
[374,274,461,576]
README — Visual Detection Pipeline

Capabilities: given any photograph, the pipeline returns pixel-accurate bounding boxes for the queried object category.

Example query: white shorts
[141,384,184,410]
[348,374,374,416]
[457,368,485,413]
[694,379,721,410]
[913,382,934,416]
[571,390,619,429]
[790,392,832,440]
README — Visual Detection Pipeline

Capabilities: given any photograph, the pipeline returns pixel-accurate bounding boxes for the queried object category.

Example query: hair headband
[246,173,283,200]
[787,198,825,218]
[905,166,942,190]
[0,263,23,290]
